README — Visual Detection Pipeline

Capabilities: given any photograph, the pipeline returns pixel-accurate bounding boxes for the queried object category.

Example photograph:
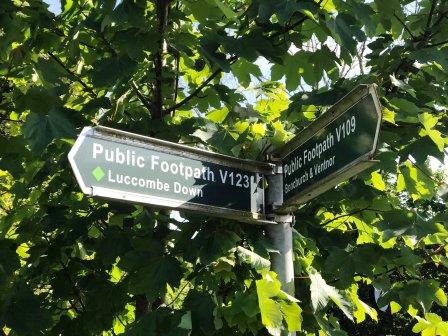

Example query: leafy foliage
[1,0,448,335]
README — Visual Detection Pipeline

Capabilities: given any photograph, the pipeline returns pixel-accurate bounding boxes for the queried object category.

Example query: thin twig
[131,81,154,114]
[431,10,448,28]
[48,52,97,98]
[166,281,191,307]
[319,207,385,227]
[166,55,237,114]
[115,314,127,328]
[425,0,438,33]
[59,261,87,312]
[424,39,448,48]
[393,13,416,40]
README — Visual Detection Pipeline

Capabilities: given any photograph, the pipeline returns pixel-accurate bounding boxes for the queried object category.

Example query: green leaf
[256,273,302,334]
[377,209,444,243]
[397,162,436,201]
[199,33,231,72]
[309,268,354,320]
[256,275,283,335]
[388,97,421,123]
[409,49,448,71]
[22,108,77,153]
[231,59,262,87]
[281,300,302,332]
[0,239,20,275]
[3,283,53,334]
[15,86,62,115]
[327,14,365,54]
[236,246,270,271]
[378,280,447,314]
[212,0,238,22]
[271,53,304,91]
[96,227,132,265]
[412,313,448,335]
[125,308,190,336]
[90,55,138,87]
[189,0,222,23]
[184,291,216,335]
[111,29,160,60]
[206,106,230,123]
[129,256,183,302]
[418,112,445,152]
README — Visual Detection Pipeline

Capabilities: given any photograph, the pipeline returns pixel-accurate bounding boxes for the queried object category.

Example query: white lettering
[93,143,103,159]
[151,155,160,170]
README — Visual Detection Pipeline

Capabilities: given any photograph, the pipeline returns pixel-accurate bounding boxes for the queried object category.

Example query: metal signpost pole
[265,170,296,336]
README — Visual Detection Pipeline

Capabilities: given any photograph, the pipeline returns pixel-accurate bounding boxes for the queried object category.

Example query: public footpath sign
[276,84,382,213]
[68,85,382,221]
[68,126,274,223]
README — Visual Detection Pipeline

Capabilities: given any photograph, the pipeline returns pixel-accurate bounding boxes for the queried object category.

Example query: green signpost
[275,84,382,213]
[68,85,382,219]
[68,126,274,223]
[68,85,382,309]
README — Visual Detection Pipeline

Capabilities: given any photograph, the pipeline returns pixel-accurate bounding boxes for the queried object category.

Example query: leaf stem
[165,280,191,307]
[59,260,87,313]
[319,207,386,227]
[48,52,97,98]
[393,13,416,40]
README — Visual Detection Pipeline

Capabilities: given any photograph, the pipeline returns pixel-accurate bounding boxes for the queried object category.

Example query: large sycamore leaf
[256,273,302,335]
[128,256,182,302]
[349,285,378,323]
[125,308,191,336]
[236,246,270,271]
[377,209,444,244]
[397,162,436,201]
[412,313,448,336]
[3,283,53,334]
[309,268,354,320]
[231,59,262,88]
[418,112,445,152]
[327,14,365,54]
[22,108,77,154]
[378,280,447,314]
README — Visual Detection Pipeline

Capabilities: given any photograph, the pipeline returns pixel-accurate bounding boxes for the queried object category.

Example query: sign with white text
[68,127,274,223]
[277,85,382,212]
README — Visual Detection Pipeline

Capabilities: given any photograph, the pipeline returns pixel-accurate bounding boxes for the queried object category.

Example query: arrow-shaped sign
[68,126,274,223]
[275,84,383,213]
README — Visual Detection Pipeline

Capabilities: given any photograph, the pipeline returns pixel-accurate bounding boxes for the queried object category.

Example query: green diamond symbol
[92,166,105,181]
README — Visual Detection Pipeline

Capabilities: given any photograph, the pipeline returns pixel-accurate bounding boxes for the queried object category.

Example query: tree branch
[425,0,438,33]
[319,207,385,227]
[424,39,448,48]
[165,68,219,114]
[59,261,86,313]
[166,280,191,307]
[48,52,97,98]
[131,81,154,114]
[153,0,172,120]
[393,13,416,40]
[167,3,315,113]
[431,10,448,28]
